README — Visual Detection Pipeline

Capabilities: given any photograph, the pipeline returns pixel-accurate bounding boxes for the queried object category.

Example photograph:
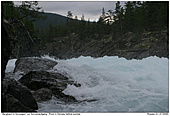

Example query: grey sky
[38,1,126,21]
[14,1,125,21]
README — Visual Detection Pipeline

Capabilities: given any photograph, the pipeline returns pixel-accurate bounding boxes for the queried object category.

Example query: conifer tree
[67,11,73,18]
[2,2,17,19]
[114,1,124,32]
[66,11,74,34]
[124,1,135,32]
[17,1,45,21]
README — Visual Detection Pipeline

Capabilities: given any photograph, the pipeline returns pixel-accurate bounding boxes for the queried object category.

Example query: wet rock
[3,94,36,112]
[2,77,38,111]
[19,71,81,102]
[14,57,58,74]
[33,88,52,102]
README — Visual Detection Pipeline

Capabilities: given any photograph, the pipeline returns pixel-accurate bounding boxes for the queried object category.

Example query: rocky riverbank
[2,57,82,112]
[2,28,169,111]
[47,29,168,60]
[2,20,168,112]
[13,29,168,60]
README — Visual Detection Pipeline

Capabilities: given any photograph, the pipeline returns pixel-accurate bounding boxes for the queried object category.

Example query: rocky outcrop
[34,29,168,60]
[33,88,52,102]
[2,18,39,112]
[117,30,169,59]
[2,20,15,80]
[9,28,168,60]
[14,57,58,74]
[8,19,35,59]
[12,57,81,103]
[18,71,81,102]
[2,77,38,112]
[2,56,83,112]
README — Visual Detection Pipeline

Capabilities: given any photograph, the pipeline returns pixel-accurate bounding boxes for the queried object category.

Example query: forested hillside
[34,12,68,31]
[2,1,169,59]
[31,1,168,60]
[35,1,168,44]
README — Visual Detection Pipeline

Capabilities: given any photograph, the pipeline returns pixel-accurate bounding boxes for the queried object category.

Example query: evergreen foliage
[2,1,45,38]
[40,1,168,43]
[2,1,168,45]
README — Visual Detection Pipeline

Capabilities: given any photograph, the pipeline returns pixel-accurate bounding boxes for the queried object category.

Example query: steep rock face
[117,30,169,59]
[2,19,39,112]
[36,29,168,60]
[2,20,15,80]
[14,57,58,74]
[2,77,38,112]
[8,19,35,58]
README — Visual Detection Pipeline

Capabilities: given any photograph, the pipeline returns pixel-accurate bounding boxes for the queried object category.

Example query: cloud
[38,1,120,21]
[15,1,126,21]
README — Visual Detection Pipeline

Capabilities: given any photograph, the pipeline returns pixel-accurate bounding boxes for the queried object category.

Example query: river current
[6,55,169,112]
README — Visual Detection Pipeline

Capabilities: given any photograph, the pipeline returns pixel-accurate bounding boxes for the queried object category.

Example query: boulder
[2,77,38,111]
[33,88,52,102]
[14,57,58,74]
[19,71,81,102]
[3,94,36,112]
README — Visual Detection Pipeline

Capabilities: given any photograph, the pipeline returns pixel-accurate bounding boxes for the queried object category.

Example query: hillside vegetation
[2,1,169,59]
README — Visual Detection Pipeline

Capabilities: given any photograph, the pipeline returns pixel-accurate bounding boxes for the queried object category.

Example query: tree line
[2,1,46,39]
[37,1,168,44]
[2,1,168,44]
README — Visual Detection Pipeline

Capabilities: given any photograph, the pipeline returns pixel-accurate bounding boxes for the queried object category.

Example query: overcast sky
[15,1,125,21]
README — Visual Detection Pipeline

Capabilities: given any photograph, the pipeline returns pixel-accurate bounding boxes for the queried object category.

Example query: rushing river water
[6,56,169,112]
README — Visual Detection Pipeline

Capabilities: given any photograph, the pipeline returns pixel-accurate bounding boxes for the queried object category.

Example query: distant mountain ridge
[34,12,68,30]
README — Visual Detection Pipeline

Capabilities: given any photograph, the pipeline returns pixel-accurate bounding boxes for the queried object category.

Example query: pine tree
[100,7,106,22]
[114,1,124,32]
[104,9,114,24]
[49,23,54,41]
[75,16,78,20]
[67,11,73,18]
[144,1,168,30]
[17,1,46,21]
[66,11,74,34]
[124,1,135,32]
[2,2,17,20]
[81,14,85,21]
[78,14,86,40]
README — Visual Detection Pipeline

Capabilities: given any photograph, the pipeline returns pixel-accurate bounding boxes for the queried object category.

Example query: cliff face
[34,29,168,60]
[11,28,168,60]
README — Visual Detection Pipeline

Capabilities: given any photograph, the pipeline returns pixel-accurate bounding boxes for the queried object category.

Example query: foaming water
[40,56,168,112]
[5,56,169,112]
[5,59,17,73]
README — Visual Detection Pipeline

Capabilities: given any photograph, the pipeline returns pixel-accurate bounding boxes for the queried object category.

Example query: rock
[2,19,38,112]
[19,71,81,102]
[3,94,36,112]
[8,19,34,58]
[2,20,15,80]
[2,77,38,111]
[14,57,58,74]
[33,88,52,102]
[19,71,67,90]
[36,29,168,60]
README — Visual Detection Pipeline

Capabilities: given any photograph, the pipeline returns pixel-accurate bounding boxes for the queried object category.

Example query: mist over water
[6,56,169,112]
